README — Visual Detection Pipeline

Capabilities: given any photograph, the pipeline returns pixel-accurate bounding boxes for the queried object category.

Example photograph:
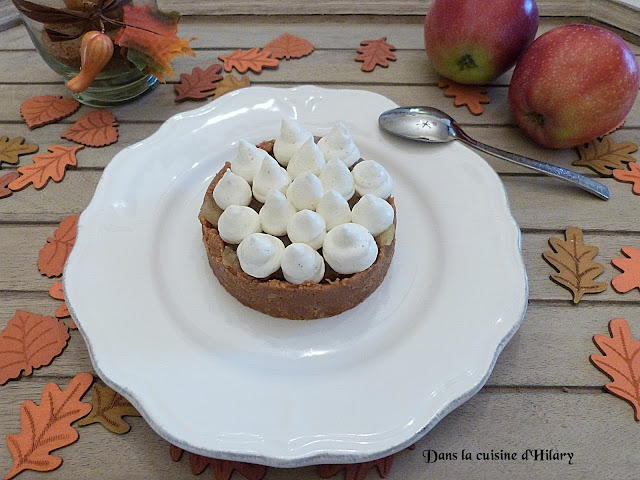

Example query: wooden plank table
[1,6,640,480]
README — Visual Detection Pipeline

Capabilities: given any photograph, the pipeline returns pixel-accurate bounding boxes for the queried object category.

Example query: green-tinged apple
[424,0,539,85]
[509,24,639,149]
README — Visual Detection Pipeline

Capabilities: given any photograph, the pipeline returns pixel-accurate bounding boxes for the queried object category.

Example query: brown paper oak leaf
[263,33,314,60]
[573,136,638,176]
[169,445,267,480]
[4,372,93,479]
[611,246,640,294]
[0,172,20,199]
[0,136,39,165]
[0,310,69,385]
[613,162,640,194]
[8,144,83,191]
[61,110,119,147]
[542,227,606,303]
[318,454,395,480]
[438,78,490,115]
[20,95,81,129]
[591,318,640,420]
[174,64,224,102]
[212,74,251,98]
[355,37,396,72]
[219,48,279,74]
[38,215,79,277]
[76,383,140,433]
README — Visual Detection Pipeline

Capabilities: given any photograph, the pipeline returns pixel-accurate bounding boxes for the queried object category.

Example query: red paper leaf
[355,37,396,72]
[38,215,79,277]
[169,444,267,480]
[4,373,93,479]
[318,455,395,480]
[20,95,80,129]
[613,162,640,194]
[263,33,314,60]
[0,172,20,199]
[438,78,490,115]
[611,246,640,294]
[8,144,83,191]
[61,110,119,147]
[0,310,69,385]
[219,48,279,73]
[591,318,640,420]
[174,64,223,102]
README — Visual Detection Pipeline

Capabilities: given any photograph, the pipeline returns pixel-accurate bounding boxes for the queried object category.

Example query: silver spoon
[378,106,609,200]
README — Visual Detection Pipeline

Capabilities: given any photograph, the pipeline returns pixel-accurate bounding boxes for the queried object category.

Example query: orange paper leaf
[174,64,223,102]
[573,136,638,176]
[61,110,119,147]
[4,372,93,479]
[0,172,20,199]
[438,78,490,115]
[591,318,640,420]
[611,246,640,294]
[76,383,140,434]
[219,48,279,74]
[38,215,79,277]
[49,281,73,323]
[0,310,69,385]
[8,144,83,191]
[0,136,38,165]
[355,37,396,72]
[20,95,80,129]
[263,33,314,60]
[170,445,267,480]
[318,454,395,480]
[613,162,640,194]
[212,74,251,98]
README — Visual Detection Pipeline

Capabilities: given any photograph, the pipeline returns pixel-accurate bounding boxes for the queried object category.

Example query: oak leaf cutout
[4,372,93,479]
[219,48,279,73]
[611,246,640,294]
[573,136,638,176]
[355,37,396,72]
[0,310,69,385]
[212,74,251,98]
[38,215,79,277]
[76,383,140,433]
[318,454,395,480]
[0,172,20,199]
[61,110,119,147]
[0,136,39,165]
[8,144,83,191]
[48,281,76,328]
[591,318,640,420]
[613,162,640,195]
[20,95,80,129]
[263,33,314,60]
[542,227,606,303]
[169,445,267,480]
[438,78,490,115]
[174,64,223,102]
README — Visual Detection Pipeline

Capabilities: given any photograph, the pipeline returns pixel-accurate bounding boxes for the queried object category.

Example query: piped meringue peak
[259,189,296,237]
[231,139,266,184]
[281,243,326,284]
[273,117,314,166]
[287,209,326,251]
[217,205,261,244]
[213,170,252,210]
[287,137,326,179]
[351,194,395,236]
[252,153,291,203]
[316,189,351,231]
[317,122,361,168]
[237,233,285,278]
[320,157,355,200]
[352,160,393,199]
[323,223,379,274]
[286,171,324,211]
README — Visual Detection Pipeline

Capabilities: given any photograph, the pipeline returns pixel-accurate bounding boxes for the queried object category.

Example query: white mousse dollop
[231,139,265,184]
[352,160,393,199]
[317,122,361,168]
[217,205,261,244]
[212,170,252,210]
[319,157,355,200]
[281,243,326,284]
[286,171,324,211]
[323,223,378,274]
[316,189,351,230]
[287,137,326,179]
[273,118,313,166]
[287,210,326,250]
[259,190,297,236]
[237,233,284,278]
[351,194,394,236]
[252,154,291,203]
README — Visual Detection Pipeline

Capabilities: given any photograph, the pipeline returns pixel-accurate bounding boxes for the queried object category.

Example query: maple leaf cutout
[0,310,69,385]
[613,162,640,195]
[219,48,279,74]
[38,215,79,277]
[20,95,80,129]
[4,372,93,479]
[169,445,267,480]
[355,37,396,72]
[591,318,640,420]
[0,172,20,199]
[263,33,314,60]
[573,136,638,176]
[438,78,490,115]
[318,454,395,480]
[611,246,640,294]
[212,75,251,98]
[8,144,83,191]
[76,383,140,433]
[0,136,38,165]
[542,227,607,303]
[174,64,223,102]
[48,281,76,329]
[61,110,119,147]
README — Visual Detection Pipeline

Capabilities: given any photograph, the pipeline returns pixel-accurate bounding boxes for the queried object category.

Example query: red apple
[509,24,639,149]
[424,0,539,85]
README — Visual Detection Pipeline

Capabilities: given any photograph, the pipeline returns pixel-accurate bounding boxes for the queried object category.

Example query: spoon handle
[455,133,610,200]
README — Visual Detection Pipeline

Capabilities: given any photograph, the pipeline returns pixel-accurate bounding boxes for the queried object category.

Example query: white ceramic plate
[65,86,528,468]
